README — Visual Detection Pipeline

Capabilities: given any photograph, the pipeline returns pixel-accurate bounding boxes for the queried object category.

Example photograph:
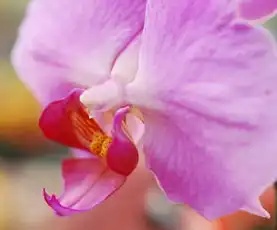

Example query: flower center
[89,132,112,158]
[70,109,114,158]
[39,88,143,174]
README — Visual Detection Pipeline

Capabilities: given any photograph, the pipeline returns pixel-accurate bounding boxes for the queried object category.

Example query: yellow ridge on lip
[70,109,106,150]
[89,132,112,158]
[70,104,143,157]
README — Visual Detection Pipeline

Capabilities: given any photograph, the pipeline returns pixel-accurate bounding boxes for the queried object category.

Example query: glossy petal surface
[12,0,145,105]
[126,0,277,219]
[238,0,277,20]
[44,158,126,216]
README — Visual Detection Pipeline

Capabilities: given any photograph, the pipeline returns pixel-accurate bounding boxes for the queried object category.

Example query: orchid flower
[12,0,277,220]
[237,0,277,21]
[40,89,140,216]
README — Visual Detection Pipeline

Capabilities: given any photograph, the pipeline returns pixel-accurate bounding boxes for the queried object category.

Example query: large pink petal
[12,0,145,105]
[238,0,277,21]
[126,0,277,220]
[44,158,126,216]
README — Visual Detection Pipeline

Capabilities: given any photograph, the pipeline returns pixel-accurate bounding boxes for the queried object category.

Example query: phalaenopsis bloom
[12,0,277,220]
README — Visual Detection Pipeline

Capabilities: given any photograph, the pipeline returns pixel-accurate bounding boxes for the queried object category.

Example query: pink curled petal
[43,190,81,216]
[12,0,146,105]
[126,0,277,220]
[44,158,126,216]
[97,109,144,145]
[106,106,139,176]
[238,0,277,21]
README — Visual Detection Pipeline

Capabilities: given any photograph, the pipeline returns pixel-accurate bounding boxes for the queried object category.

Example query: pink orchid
[39,89,139,216]
[12,0,277,220]
[238,0,277,21]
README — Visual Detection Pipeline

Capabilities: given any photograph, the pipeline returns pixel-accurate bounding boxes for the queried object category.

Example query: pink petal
[44,158,126,216]
[238,0,277,21]
[126,0,277,220]
[12,0,146,105]
[106,106,139,176]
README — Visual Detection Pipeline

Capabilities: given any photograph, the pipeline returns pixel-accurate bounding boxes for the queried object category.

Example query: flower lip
[39,88,100,151]
[43,158,127,217]
[106,106,139,176]
[39,88,139,176]
[43,188,83,216]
